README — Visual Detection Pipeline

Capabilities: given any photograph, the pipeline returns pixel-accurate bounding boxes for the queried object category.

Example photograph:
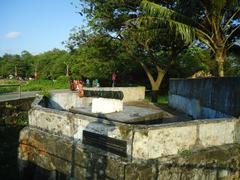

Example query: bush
[21,79,54,91]
[56,76,69,83]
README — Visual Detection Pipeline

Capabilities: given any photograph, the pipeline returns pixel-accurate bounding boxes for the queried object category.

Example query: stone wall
[84,86,145,102]
[132,118,240,159]
[29,96,134,160]
[29,96,240,160]
[48,87,145,110]
[18,127,240,180]
[169,77,240,119]
[0,97,35,124]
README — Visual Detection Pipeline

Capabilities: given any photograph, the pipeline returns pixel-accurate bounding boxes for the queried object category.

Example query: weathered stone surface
[199,121,235,147]
[48,87,145,111]
[127,144,240,180]
[19,127,73,175]
[74,144,126,180]
[125,161,157,180]
[29,95,240,159]
[132,118,240,159]
[169,77,240,118]
[28,108,74,137]
[91,98,123,113]
[169,94,231,119]
[18,127,240,180]
[84,86,146,102]
[19,127,126,180]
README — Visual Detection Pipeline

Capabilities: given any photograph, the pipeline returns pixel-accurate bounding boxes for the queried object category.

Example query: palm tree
[139,0,240,76]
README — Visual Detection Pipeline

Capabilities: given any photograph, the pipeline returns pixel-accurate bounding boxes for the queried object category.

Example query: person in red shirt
[112,72,117,87]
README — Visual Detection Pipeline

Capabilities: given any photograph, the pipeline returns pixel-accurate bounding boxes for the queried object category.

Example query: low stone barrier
[18,126,240,180]
[48,86,145,111]
[169,77,240,119]
[91,98,123,113]
[84,86,145,102]
[132,118,240,159]
[29,96,240,160]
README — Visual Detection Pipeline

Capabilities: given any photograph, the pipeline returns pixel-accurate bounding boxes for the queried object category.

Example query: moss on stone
[119,125,131,139]
[138,129,148,137]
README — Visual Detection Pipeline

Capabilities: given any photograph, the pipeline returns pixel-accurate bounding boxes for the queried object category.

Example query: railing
[0,84,21,98]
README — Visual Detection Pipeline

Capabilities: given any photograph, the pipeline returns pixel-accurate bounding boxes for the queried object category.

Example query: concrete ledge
[48,86,145,111]
[132,118,240,159]
[29,96,240,160]
[169,94,232,119]
[18,127,240,179]
[84,86,145,102]
[169,77,240,118]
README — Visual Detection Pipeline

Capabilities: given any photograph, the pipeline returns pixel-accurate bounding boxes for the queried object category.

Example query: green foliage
[1,102,28,126]
[21,79,53,91]
[21,79,68,91]
[65,28,145,84]
[225,53,240,76]
[169,47,211,77]
[39,89,51,98]
[56,75,69,84]
[0,49,70,80]
[145,94,168,104]
[139,0,240,76]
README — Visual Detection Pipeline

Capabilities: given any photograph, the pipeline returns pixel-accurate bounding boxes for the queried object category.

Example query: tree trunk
[14,66,18,77]
[139,62,166,103]
[34,67,38,79]
[215,50,225,77]
[66,64,69,77]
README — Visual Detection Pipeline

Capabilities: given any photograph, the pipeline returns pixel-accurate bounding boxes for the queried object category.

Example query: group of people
[69,78,101,97]
[69,73,117,96]
[70,79,84,96]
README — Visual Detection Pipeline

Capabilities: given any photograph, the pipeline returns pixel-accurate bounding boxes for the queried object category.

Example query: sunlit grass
[145,94,168,104]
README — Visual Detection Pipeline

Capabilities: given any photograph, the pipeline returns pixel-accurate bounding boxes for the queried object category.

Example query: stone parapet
[168,77,240,118]
[84,86,145,102]
[18,127,240,180]
[29,96,240,160]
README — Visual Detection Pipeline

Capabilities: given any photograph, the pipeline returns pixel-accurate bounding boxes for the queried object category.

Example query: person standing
[112,72,117,87]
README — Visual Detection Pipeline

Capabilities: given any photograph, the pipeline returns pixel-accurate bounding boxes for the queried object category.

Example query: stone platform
[69,105,172,124]
[18,88,240,179]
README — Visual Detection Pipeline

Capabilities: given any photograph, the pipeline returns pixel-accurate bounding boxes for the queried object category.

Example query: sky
[0,0,85,56]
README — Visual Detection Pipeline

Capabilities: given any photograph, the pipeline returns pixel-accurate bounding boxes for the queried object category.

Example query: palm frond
[224,6,240,30]
[139,1,197,44]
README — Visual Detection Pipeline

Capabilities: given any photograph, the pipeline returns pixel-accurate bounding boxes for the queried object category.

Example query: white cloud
[4,32,21,39]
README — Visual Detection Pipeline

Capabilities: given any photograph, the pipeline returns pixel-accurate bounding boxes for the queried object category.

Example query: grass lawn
[145,94,168,105]
[0,77,69,93]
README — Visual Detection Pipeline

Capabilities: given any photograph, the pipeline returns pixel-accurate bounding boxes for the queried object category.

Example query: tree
[75,0,190,100]
[21,51,34,78]
[169,47,211,78]
[0,54,21,78]
[140,0,240,76]
[121,22,189,101]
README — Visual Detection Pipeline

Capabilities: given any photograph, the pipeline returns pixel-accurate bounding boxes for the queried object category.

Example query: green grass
[0,79,23,94]
[21,79,68,91]
[0,77,69,92]
[145,94,168,104]
[1,79,169,106]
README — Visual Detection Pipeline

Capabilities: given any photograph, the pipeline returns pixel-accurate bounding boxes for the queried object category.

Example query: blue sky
[0,0,85,56]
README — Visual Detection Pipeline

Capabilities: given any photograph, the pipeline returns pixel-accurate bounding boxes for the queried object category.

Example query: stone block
[199,121,235,147]
[91,98,123,113]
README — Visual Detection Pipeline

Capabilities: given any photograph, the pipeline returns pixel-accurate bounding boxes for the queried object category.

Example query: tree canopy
[139,0,240,76]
